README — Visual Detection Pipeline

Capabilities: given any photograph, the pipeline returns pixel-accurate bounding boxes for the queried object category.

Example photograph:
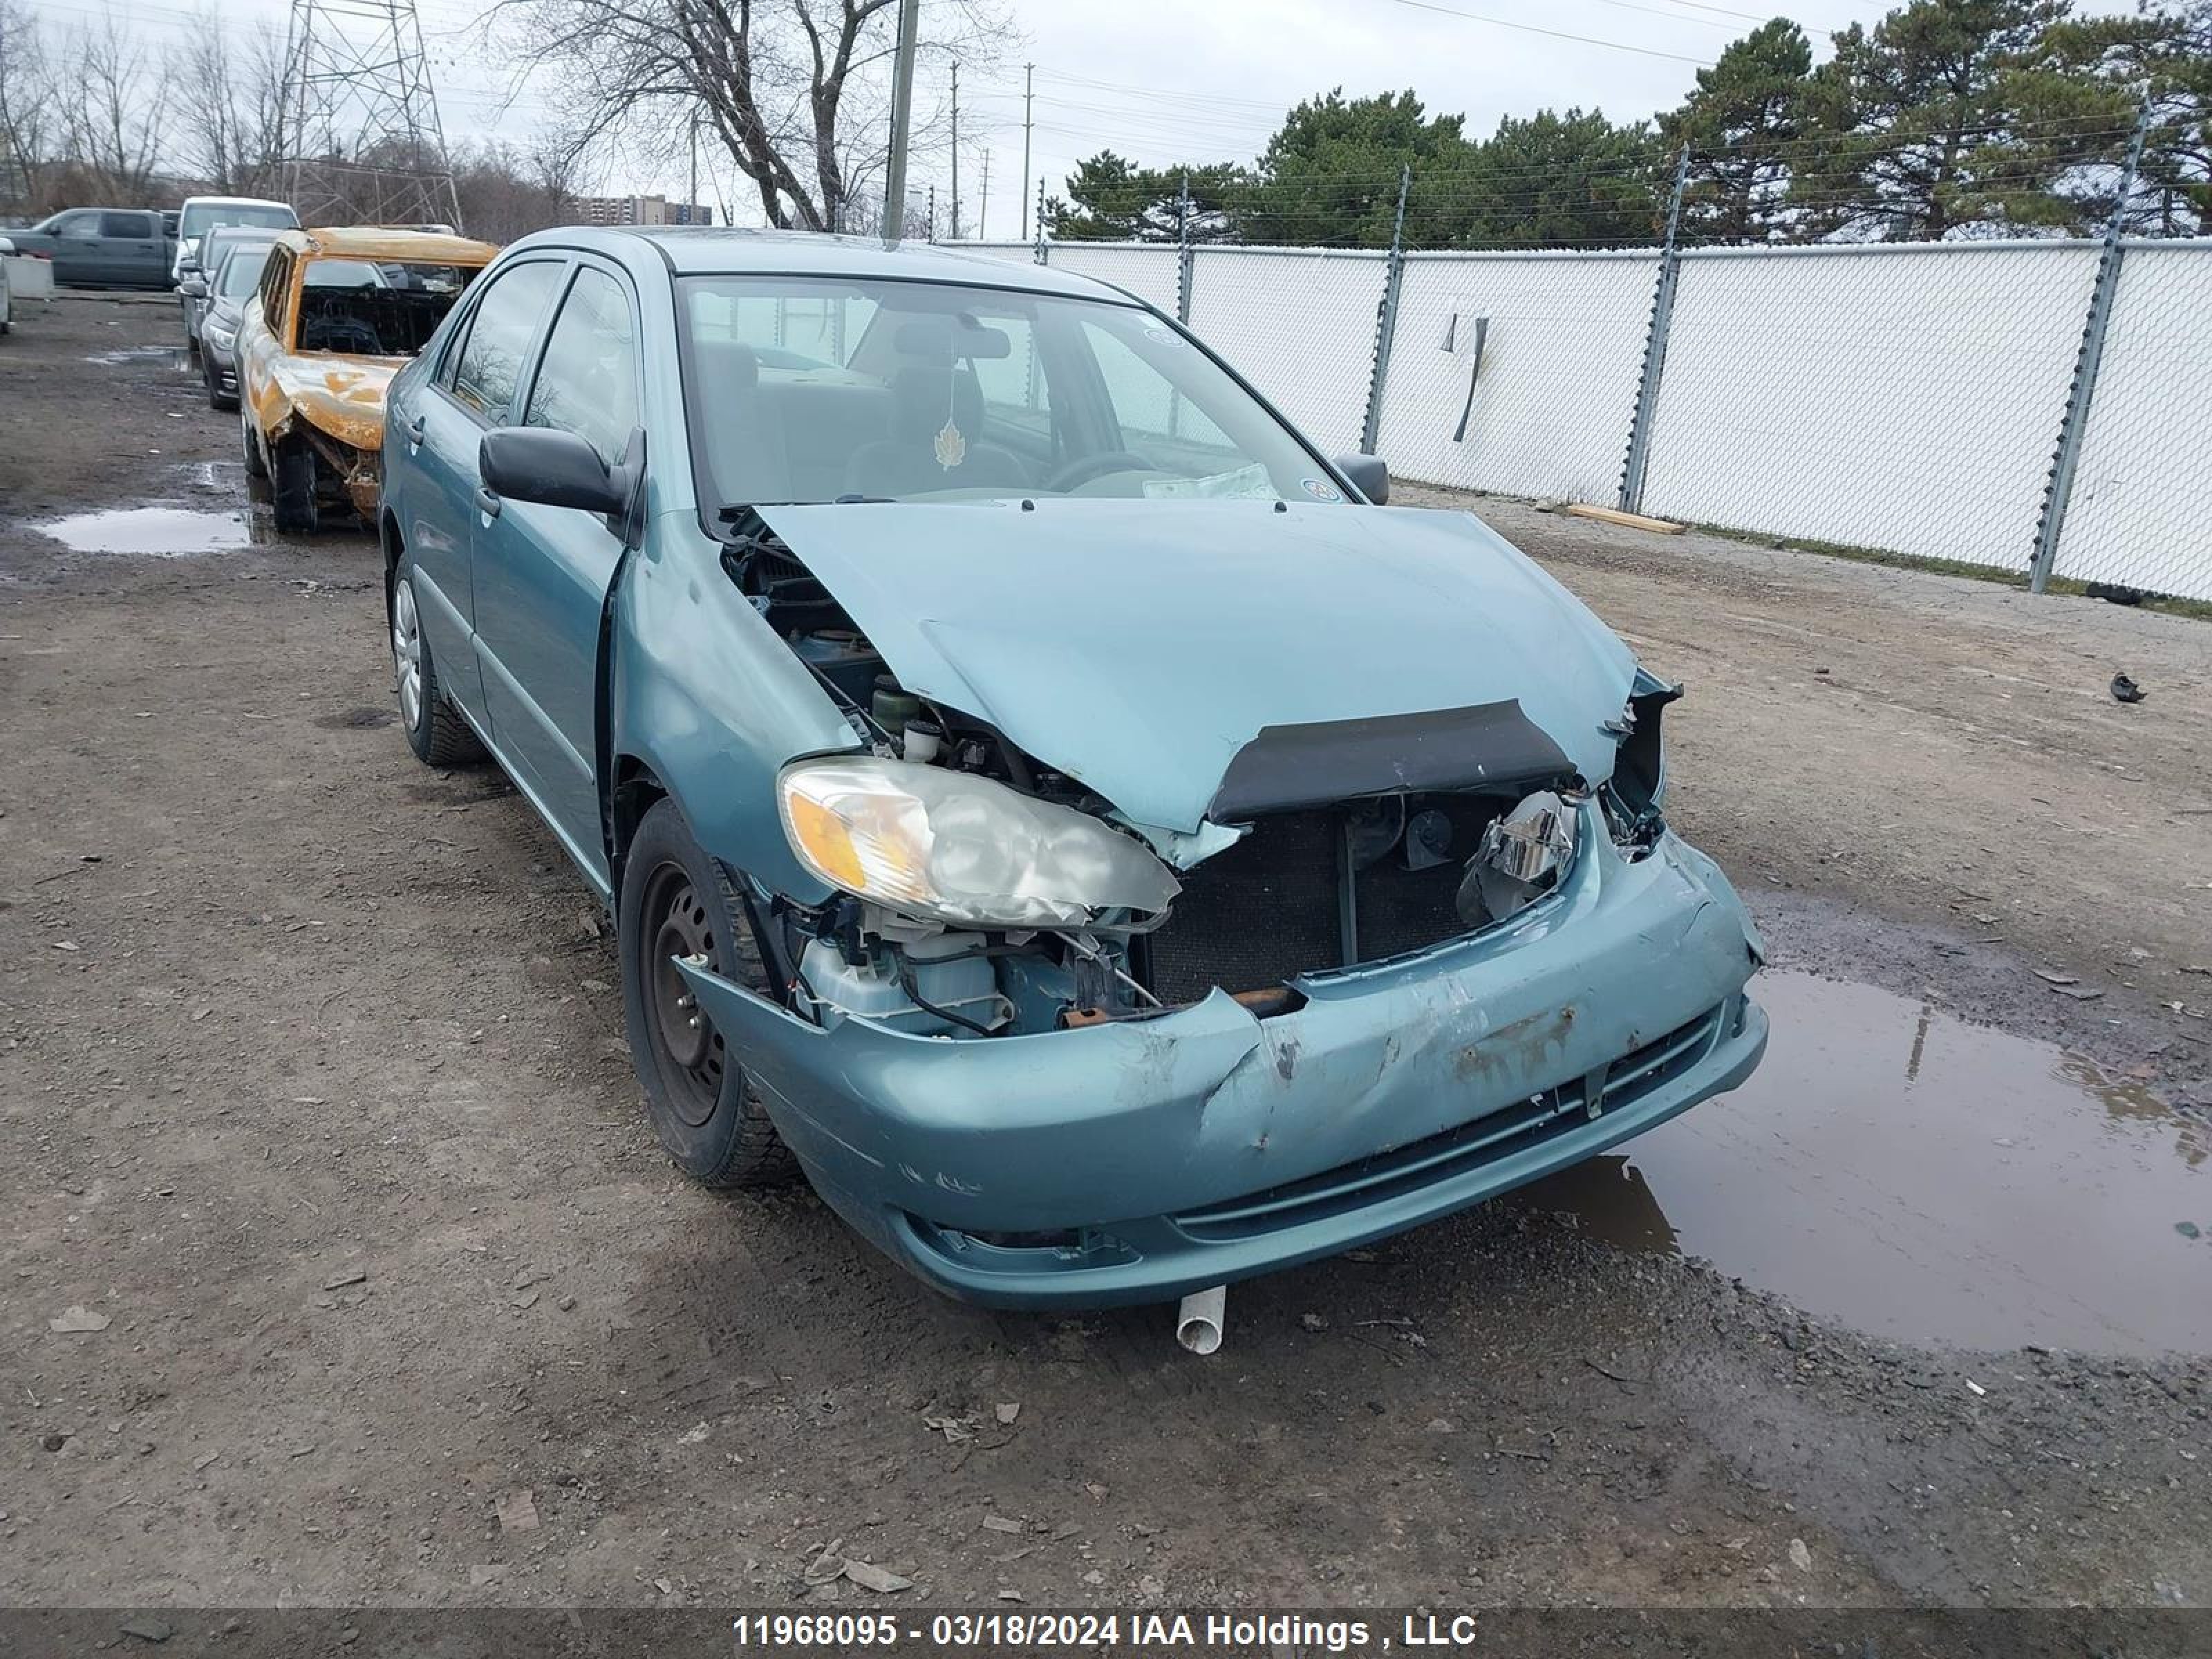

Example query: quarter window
[523,267,639,464]
[450,261,563,422]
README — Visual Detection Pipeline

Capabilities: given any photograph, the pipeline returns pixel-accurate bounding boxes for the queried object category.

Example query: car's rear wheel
[272,436,319,534]
[619,800,795,1189]
[390,562,484,766]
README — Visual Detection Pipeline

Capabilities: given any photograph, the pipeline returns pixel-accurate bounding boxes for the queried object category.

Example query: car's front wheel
[618,799,795,1189]
[271,437,319,534]
[390,562,484,767]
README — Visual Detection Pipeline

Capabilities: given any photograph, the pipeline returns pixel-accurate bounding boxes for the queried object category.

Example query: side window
[450,261,564,422]
[968,314,1051,441]
[523,267,639,465]
[57,212,100,241]
[260,249,294,339]
[101,212,152,239]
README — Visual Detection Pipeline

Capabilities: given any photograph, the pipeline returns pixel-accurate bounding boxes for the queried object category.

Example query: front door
[470,261,643,887]
[404,256,568,738]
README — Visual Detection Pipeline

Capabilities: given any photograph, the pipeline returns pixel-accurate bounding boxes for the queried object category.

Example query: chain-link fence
[954,231,2212,603]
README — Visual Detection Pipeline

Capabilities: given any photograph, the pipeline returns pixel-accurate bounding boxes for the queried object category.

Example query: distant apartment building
[575,194,714,227]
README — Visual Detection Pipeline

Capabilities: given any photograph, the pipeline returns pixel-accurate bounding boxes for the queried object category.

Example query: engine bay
[722,523,1665,1041]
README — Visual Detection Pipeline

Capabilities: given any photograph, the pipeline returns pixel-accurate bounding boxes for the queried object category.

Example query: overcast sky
[32,0,2131,229]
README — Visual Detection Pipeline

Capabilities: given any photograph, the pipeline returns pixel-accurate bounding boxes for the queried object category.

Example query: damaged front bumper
[678,814,1767,1310]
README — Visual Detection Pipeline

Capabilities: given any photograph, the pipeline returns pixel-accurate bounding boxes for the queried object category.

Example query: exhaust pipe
[1175,1284,1226,1355]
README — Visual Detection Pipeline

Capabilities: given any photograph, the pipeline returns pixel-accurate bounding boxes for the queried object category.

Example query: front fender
[605,516,861,898]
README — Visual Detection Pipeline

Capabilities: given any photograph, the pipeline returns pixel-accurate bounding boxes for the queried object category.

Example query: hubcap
[392,578,424,731]
[643,863,726,1127]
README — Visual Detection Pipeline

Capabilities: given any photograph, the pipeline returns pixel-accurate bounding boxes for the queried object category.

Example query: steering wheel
[1042,451,1153,492]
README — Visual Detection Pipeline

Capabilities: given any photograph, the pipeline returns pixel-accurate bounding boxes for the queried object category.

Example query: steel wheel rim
[642,862,725,1128]
[392,579,424,732]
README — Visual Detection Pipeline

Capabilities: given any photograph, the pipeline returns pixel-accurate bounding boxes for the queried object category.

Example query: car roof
[180,196,291,209]
[283,226,500,263]
[506,225,1136,304]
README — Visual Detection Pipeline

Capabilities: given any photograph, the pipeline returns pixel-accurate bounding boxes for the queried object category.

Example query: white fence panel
[1638,243,2099,572]
[1040,241,1183,315]
[1375,250,1660,505]
[2050,243,2212,601]
[1184,246,1389,458]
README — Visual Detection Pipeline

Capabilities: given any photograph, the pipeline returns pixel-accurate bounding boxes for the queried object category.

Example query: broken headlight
[778,756,1180,929]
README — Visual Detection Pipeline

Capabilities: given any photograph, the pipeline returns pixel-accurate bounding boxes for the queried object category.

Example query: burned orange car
[238,227,497,532]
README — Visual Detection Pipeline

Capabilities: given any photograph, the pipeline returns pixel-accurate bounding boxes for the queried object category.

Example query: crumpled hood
[271,353,398,450]
[756,498,1638,835]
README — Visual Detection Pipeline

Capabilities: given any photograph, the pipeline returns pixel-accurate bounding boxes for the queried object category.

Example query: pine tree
[1794,0,2079,239]
[1660,19,1815,244]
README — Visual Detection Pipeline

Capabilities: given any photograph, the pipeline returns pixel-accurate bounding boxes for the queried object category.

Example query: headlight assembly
[778,756,1179,929]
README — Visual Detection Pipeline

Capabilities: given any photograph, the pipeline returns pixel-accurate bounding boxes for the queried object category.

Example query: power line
[1378,0,1716,65]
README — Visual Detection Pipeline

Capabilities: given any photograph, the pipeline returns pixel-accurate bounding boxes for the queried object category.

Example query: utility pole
[880,0,919,245]
[688,112,699,225]
[949,61,961,241]
[979,150,989,240]
[1020,62,1034,241]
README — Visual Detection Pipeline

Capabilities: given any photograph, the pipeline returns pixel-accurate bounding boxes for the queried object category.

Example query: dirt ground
[2,297,2208,1624]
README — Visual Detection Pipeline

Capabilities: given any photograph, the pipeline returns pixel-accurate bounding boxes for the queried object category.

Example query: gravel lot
[2,297,2207,1628]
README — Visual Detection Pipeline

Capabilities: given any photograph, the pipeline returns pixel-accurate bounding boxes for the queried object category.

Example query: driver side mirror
[1334,453,1389,506]
[480,427,627,514]
[180,272,208,299]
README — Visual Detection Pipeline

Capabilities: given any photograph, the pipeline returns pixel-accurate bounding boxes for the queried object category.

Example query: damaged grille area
[1174,1003,1727,1241]
[1141,796,1512,1006]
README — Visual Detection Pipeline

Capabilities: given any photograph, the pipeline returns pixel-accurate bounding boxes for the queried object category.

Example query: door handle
[402,414,425,446]
[476,484,502,518]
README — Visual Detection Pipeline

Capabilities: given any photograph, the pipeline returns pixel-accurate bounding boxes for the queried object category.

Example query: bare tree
[57,10,171,202]
[489,0,1009,232]
[172,13,290,198]
[0,0,54,214]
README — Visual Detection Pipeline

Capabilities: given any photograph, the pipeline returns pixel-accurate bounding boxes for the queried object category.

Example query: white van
[172,196,297,283]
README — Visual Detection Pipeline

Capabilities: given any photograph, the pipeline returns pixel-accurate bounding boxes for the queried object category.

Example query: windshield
[297,259,478,356]
[181,202,295,240]
[216,245,273,299]
[677,275,1339,511]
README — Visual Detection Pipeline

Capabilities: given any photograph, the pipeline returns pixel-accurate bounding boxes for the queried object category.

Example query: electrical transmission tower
[280,0,463,229]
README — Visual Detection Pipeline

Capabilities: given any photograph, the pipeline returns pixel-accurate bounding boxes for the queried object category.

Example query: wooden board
[1564,503,1687,536]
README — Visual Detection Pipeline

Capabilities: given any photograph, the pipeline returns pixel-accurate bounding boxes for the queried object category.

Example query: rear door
[402,255,568,744]
[470,259,642,881]
[100,212,162,287]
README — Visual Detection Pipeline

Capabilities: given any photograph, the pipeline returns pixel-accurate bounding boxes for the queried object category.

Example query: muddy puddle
[35,506,264,556]
[1519,970,2210,1355]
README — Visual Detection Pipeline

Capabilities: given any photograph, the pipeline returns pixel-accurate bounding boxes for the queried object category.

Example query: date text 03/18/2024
[730,1611,1501,1651]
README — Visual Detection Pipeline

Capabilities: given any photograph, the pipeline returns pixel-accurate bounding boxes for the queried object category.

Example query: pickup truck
[3,207,176,288]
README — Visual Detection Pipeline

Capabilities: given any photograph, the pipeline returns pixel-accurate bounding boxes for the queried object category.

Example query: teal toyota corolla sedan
[376,227,1767,1318]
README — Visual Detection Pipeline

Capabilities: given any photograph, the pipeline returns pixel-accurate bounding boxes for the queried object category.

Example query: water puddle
[1519,971,2210,1355]
[35,506,261,556]
[81,345,174,367]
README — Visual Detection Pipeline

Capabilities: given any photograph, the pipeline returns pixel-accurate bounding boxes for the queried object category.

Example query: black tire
[389,561,485,767]
[272,436,318,534]
[241,409,267,479]
[618,799,795,1189]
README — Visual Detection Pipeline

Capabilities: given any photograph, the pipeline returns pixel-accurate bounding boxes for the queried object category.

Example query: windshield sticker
[1142,325,1185,348]
[934,418,967,471]
[1143,462,1277,502]
[1300,478,1345,503]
